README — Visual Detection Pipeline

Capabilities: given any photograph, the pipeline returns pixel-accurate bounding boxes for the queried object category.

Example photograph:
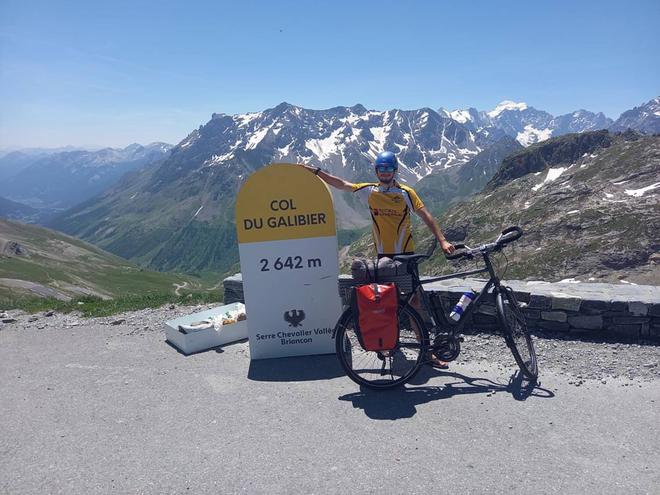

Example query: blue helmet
[374,151,398,170]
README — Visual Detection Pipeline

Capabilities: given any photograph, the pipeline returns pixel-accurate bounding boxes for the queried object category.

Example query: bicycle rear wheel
[334,305,428,389]
[496,286,538,381]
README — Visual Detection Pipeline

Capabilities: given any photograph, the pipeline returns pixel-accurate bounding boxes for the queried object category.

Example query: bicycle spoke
[335,306,427,389]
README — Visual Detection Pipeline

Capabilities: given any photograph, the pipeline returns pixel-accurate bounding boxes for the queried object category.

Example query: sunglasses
[375,165,396,173]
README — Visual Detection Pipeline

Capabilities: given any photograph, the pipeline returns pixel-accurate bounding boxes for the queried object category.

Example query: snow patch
[532,166,567,191]
[487,100,528,118]
[567,210,580,215]
[449,109,472,123]
[559,278,581,283]
[305,128,342,160]
[624,182,660,197]
[193,205,203,218]
[245,127,269,150]
[340,112,361,125]
[205,152,234,165]
[516,125,552,147]
[369,125,391,151]
[235,112,261,128]
[179,133,198,149]
[277,140,294,157]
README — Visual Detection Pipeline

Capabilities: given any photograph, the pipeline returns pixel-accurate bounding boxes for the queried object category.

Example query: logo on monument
[284,309,306,327]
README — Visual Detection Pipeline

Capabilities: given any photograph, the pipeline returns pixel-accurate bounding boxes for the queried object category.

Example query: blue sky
[1,0,658,148]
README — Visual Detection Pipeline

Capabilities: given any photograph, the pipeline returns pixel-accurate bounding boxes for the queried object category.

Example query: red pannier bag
[351,283,399,351]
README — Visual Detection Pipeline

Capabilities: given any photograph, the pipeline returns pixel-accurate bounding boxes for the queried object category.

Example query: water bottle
[449,291,475,321]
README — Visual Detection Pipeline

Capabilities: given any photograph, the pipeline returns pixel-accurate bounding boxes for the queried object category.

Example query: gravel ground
[2,302,659,494]
[459,332,660,384]
[2,303,659,384]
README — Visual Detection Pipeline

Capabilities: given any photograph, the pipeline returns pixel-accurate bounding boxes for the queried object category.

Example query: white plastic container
[164,302,248,354]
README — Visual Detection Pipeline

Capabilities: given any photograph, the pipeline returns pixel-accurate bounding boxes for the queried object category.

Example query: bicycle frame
[400,252,504,337]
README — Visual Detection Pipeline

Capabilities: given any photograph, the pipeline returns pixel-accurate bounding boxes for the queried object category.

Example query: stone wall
[223,274,660,342]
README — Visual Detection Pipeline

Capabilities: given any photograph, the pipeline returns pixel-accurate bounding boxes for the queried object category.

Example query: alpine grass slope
[0,218,208,302]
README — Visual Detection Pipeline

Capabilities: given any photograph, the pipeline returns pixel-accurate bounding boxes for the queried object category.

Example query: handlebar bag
[350,282,399,351]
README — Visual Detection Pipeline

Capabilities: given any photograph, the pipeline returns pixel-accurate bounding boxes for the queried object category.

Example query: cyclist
[301,151,455,367]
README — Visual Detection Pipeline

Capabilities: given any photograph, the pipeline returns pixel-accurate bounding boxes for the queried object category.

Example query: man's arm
[299,164,355,192]
[415,206,455,255]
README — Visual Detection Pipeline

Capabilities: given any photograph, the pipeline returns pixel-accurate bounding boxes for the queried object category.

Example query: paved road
[1,319,659,494]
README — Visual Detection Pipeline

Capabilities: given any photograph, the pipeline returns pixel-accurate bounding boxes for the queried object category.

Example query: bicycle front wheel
[334,305,428,390]
[496,286,538,381]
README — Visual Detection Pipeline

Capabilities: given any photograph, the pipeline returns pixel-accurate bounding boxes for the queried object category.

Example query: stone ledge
[223,274,660,343]
[427,278,660,342]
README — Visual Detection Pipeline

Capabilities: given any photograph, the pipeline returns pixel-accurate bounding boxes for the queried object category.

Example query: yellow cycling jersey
[352,181,424,256]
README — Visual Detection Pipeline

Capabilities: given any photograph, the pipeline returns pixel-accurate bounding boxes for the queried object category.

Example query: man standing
[301,151,455,258]
[301,151,455,367]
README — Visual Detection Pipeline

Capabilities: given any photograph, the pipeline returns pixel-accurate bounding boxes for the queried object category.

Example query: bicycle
[334,226,538,390]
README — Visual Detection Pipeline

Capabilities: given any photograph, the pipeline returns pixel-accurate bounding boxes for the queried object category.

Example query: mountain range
[31,95,660,278]
[0,143,172,220]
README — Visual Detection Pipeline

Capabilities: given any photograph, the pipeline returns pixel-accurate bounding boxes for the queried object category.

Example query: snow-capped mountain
[143,102,511,228]
[443,100,613,147]
[171,103,495,187]
[0,142,172,213]
[610,96,660,134]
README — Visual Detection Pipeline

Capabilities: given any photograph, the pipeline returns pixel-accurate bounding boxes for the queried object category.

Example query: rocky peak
[485,130,612,190]
[610,96,660,134]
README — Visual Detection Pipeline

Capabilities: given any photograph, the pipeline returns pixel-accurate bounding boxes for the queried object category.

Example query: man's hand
[440,239,455,255]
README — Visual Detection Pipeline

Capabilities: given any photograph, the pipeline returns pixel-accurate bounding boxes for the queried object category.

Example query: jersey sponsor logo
[372,207,403,217]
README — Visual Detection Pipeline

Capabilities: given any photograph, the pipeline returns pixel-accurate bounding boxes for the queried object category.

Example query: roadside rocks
[460,331,659,383]
[1,310,17,324]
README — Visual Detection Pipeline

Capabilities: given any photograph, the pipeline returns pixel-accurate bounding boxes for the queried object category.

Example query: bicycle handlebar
[498,226,523,245]
[444,226,524,261]
[445,243,469,260]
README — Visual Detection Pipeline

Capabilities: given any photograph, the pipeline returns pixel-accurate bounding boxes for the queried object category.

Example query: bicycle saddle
[393,253,428,264]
